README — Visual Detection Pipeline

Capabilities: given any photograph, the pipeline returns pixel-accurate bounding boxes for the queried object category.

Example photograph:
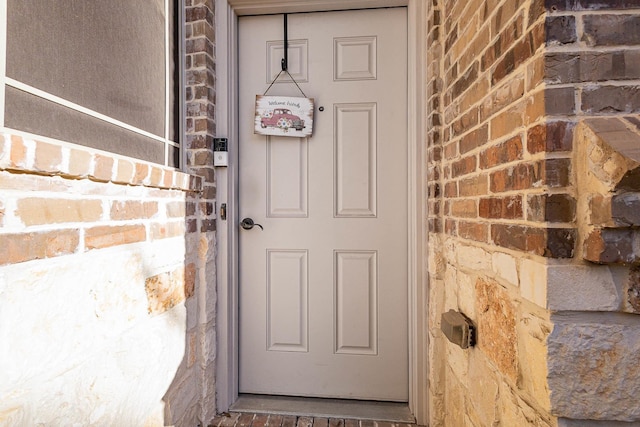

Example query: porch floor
[207,412,422,427]
[208,395,422,427]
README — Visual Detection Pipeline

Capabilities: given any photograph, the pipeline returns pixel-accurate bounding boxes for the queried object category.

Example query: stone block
[457,270,477,319]
[145,266,188,315]
[444,368,466,427]
[548,316,640,421]
[492,251,519,287]
[497,382,553,427]
[520,258,548,308]
[547,264,621,311]
[475,278,518,381]
[444,265,458,311]
[518,311,552,411]
[456,243,492,272]
[466,351,499,425]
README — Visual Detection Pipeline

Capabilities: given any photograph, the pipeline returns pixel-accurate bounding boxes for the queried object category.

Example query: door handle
[240,217,263,231]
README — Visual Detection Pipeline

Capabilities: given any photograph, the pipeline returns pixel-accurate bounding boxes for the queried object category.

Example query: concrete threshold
[230,394,416,423]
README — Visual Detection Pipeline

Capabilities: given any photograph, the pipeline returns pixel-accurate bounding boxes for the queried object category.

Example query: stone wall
[427,0,640,425]
[0,132,206,425]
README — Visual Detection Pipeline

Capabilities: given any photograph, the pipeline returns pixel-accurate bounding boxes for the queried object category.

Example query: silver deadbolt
[240,217,263,230]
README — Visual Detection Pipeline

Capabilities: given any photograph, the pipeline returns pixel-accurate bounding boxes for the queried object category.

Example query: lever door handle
[240,217,263,230]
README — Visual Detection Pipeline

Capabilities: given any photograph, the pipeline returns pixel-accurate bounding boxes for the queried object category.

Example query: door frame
[214,0,428,423]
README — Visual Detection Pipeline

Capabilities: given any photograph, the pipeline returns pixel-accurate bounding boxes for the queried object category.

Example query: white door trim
[214,0,428,423]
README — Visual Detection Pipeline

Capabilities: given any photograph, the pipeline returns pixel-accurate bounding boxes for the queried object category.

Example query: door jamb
[214,1,428,423]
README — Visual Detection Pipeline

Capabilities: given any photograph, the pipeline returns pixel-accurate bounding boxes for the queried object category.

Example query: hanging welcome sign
[255,95,314,137]
[255,14,314,138]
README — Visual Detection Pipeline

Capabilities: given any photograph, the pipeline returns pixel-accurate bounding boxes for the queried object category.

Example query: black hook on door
[281,13,288,71]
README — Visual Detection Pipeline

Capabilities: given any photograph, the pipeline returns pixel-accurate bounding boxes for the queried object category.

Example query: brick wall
[0,132,205,425]
[428,0,640,425]
[165,0,219,425]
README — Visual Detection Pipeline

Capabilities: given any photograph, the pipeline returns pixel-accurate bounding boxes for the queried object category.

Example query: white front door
[238,7,408,401]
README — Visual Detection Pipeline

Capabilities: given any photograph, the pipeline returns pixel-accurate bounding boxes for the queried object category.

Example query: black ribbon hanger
[263,13,307,98]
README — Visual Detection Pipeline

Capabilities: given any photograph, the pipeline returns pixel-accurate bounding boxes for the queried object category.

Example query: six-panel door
[238,8,408,401]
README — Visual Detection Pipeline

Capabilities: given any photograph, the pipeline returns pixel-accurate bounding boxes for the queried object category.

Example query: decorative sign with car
[255,95,314,137]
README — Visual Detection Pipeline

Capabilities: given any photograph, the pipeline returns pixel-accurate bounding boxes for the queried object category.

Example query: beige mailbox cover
[255,95,314,137]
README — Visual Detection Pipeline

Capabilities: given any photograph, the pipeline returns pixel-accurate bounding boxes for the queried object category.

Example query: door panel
[238,7,408,401]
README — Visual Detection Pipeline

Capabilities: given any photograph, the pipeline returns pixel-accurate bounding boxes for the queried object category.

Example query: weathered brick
[68,148,92,177]
[546,227,576,258]
[134,163,149,185]
[546,86,575,115]
[0,230,79,265]
[451,108,479,138]
[91,154,114,182]
[185,5,213,24]
[451,155,477,178]
[546,15,577,44]
[167,201,187,218]
[9,135,27,169]
[492,35,534,86]
[458,220,488,242]
[480,76,525,122]
[113,159,135,184]
[16,198,103,226]
[445,181,458,198]
[150,221,185,240]
[492,224,546,254]
[451,62,479,101]
[527,193,576,222]
[582,85,640,114]
[582,14,640,46]
[149,166,164,187]
[584,228,640,264]
[479,195,523,219]
[85,224,146,250]
[546,51,640,84]
[611,192,640,226]
[479,135,523,169]
[460,125,489,154]
[542,158,571,188]
[546,0,640,10]
[34,141,62,173]
[197,218,214,232]
[110,201,158,220]
[459,174,489,196]
[490,106,524,139]
[490,163,540,192]
[450,199,477,217]
[527,121,574,153]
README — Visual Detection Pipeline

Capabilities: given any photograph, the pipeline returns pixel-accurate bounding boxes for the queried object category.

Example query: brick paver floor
[207,412,421,427]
